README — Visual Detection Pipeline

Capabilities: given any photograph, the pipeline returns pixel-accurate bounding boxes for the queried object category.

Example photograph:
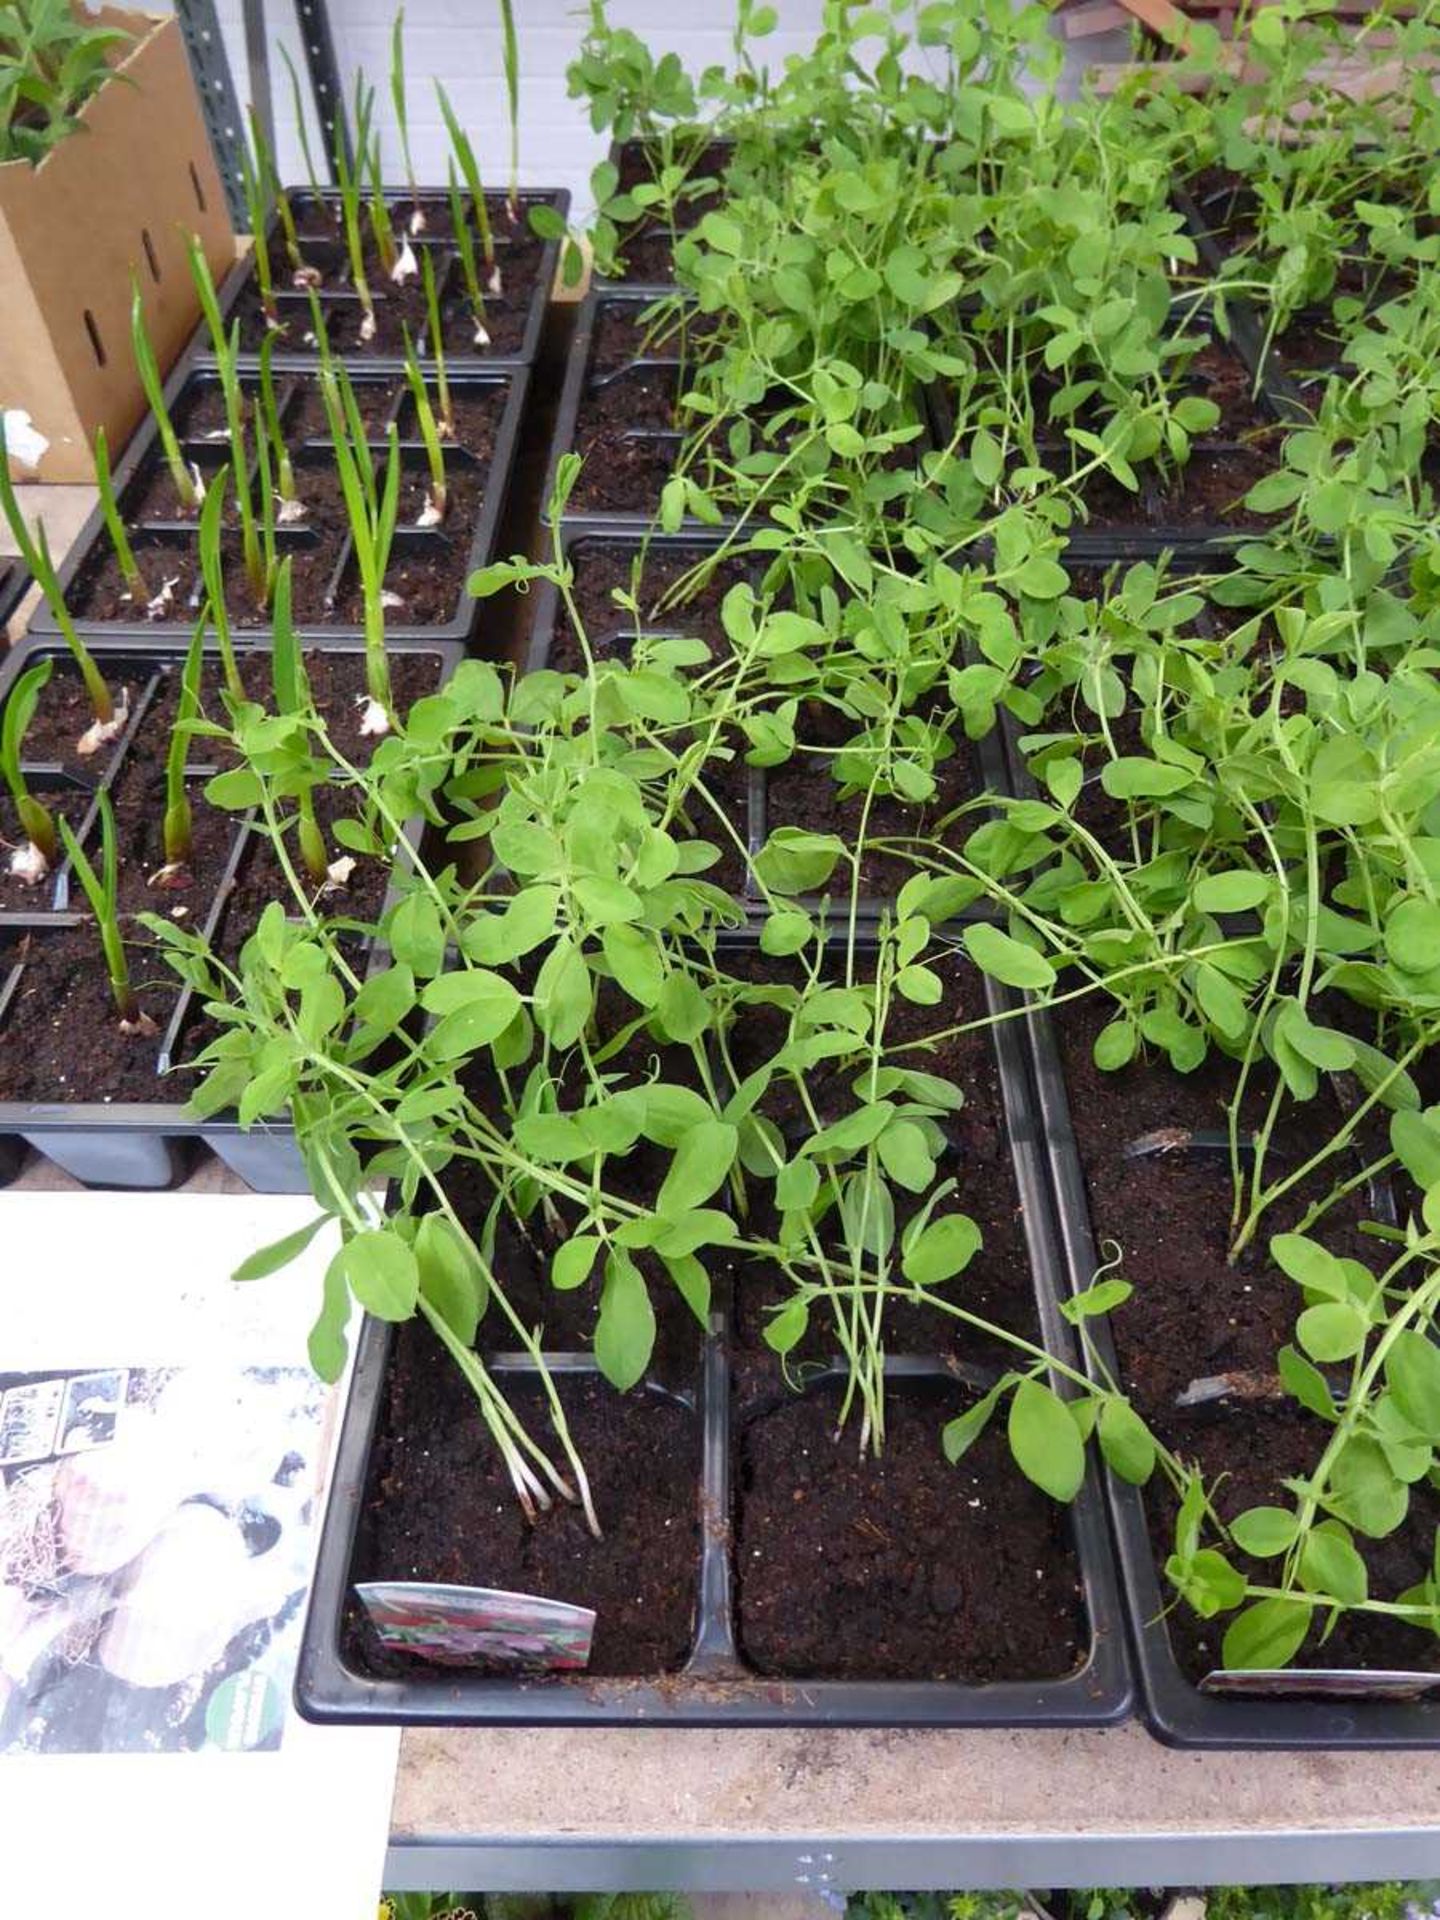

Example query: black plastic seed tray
[545,286,727,531]
[522,523,1009,924]
[0,630,463,1190]
[1024,997,1440,1747]
[296,930,1133,1726]
[193,187,569,368]
[26,362,528,650]
[994,681,1440,1743]
[0,556,30,636]
[923,303,1300,558]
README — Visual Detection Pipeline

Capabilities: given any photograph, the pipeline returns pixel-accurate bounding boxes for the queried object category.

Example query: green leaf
[1270,1233,1351,1301]
[1296,1301,1369,1363]
[963,921,1056,991]
[1221,1598,1312,1671]
[876,1118,934,1192]
[1100,757,1193,799]
[552,1236,601,1292]
[901,1212,982,1286]
[657,1120,737,1215]
[416,1215,482,1345]
[1385,897,1440,975]
[1192,869,1270,913]
[309,1253,352,1382]
[602,922,663,1007]
[389,892,446,976]
[1299,1524,1368,1607]
[594,1251,655,1392]
[760,908,813,957]
[1386,1331,1440,1440]
[1097,1396,1155,1485]
[1015,555,1069,599]
[232,1214,331,1282]
[1229,1506,1300,1558]
[1007,1377,1085,1502]
[765,1297,809,1356]
[753,827,845,895]
[337,1228,419,1321]
[943,1379,1007,1465]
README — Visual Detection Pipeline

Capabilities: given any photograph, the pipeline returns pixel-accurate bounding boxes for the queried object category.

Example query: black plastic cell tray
[523,522,1009,926]
[193,186,569,369]
[993,685,1440,1744]
[1024,997,1440,1748]
[24,361,528,649]
[546,286,735,533]
[0,556,30,634]
[922,299,1302,559]
[295,927,1133,1726]
[0,629,463,1190]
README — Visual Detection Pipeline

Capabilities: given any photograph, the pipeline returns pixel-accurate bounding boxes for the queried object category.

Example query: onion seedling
[58,791,157,1035]
[269,557,336,890]
[0,417,123,756]
[332,92,377,343]
[447,160,489,346]
[247,103,305,278]
[419,246,454,437]
[437,82,500,294]
[1,659,59,886]
[190,236,270,609]
[197,471,246,706]
[236,130,281,331]
[321,369,400,735]
[259,332,302,522]
[278,45,334,231]
[131,280,200,512]
[499,0,521,221]
[402,332,448,525]
[356,79,402,284]
[390,9,425,236]
[149,617,204,891]
[93,426,149,609]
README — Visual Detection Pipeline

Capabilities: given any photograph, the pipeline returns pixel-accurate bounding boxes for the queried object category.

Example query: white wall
[183,0,1117,220]
[205,0,839,218]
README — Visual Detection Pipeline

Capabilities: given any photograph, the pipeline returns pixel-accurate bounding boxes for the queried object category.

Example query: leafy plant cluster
[0,0,129,165]
[76,0,1440,1679]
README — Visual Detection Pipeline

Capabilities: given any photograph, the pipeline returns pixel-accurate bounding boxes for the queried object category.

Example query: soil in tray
[760,699,987,900]
[0,921,177,1104]
[3,657,148,774]
[722,945,1038,1364]
[438,234,548,358]
[66,537,205,626]
[392,387,503,459]
[1051,998,1440,1676]
[335,488,487,628]
[0,786,90,914]
[550,541,754,674]
[614,137,731,205]
[1148,441,1283,528]
[171,378,263,442]
[284,376,400,443]
[734,1376,1086,1681]
[569,369,682,515]
[345,1331,699,1677]
[234,283,428,358]
[590,300,719,374]
[122,451,230,526]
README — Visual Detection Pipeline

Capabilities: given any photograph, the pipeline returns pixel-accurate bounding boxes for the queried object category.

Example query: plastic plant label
[354,1580,595,1671]
[1201,1668,1440,1700]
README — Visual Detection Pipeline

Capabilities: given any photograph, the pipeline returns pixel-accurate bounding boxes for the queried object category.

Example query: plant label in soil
[354,1580,596,1671]
[1200,1669,1440,1700]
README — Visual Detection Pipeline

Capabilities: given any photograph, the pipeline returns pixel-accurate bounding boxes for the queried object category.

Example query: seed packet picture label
[0,1379,66,1467]
[355,1580,596,1671]
[0,1364,327,1754]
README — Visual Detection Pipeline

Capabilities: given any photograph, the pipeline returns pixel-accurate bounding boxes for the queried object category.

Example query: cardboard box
[0,8,234,482]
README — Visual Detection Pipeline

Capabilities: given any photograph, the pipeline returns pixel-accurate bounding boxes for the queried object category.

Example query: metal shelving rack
[174,0,350,225]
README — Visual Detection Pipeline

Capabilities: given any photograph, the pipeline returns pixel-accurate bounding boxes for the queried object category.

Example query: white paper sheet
[0,1191,399,1918]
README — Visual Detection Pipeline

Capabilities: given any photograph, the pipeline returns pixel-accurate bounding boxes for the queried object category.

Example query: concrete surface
[1,482,96,645]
